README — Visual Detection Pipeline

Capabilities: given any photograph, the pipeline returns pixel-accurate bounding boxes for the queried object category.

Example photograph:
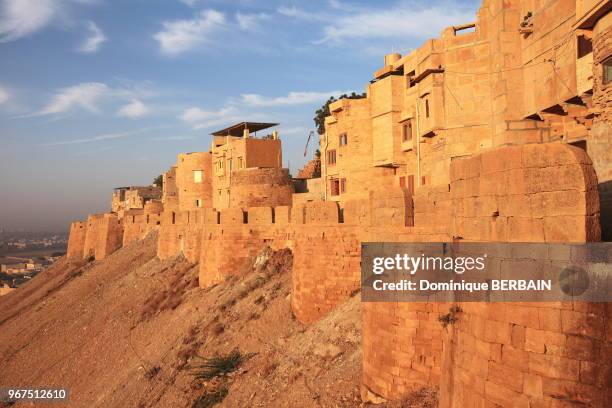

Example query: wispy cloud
[277,6,328,22]
[179,105,242,129]
[41,126,161,146]
[79,20,106,53]
[38,82,109,116]
[235,12,269,31]
[154,10,226,56]
[0,0,57,42]
[240,90,350,107]
[0,0,97,43]
[317,6,475,44]
[117,99,149,118]
[0,86,9,104]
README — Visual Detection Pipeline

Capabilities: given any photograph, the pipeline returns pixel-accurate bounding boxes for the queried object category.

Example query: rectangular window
[421,175,427,186]
[330,179,340,196]
[340,178,346,193]
[193,170,203,183]
[228,159,232,172]
[195,199,202,208]
[339,133,348,146]
[327,149,337,165]
[399,176,406,187]
[425,98,430,118]
[604,56,612,85]
[402,120,413,142]
[237,157,243,168]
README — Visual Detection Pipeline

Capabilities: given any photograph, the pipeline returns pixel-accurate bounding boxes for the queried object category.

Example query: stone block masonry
[361,143,606,406]
[76,213,124,261]
[63,0,611,405]
[66,221,86,260]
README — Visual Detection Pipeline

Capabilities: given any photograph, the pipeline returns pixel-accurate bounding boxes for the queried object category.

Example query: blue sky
[0,0,479,231]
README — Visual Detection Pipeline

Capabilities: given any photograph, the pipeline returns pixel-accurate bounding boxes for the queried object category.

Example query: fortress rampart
[64,0,610,405]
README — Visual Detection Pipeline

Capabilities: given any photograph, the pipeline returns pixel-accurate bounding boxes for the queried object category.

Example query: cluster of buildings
[1,234,68,251]
[0,257,58,296]
[60,0,612,406]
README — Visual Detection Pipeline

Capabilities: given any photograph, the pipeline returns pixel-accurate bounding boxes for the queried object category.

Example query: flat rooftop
[210,122,279,137]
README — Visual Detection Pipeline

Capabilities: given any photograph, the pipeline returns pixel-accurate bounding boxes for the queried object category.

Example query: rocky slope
[0,233,364,408]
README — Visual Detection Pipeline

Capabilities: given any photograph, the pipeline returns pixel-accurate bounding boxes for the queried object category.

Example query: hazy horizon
[0,0,479,231]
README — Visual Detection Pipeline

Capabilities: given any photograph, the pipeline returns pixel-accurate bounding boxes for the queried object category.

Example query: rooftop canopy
[210,121,279,137]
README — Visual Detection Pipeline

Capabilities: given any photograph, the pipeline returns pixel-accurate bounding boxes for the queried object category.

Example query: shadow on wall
[599,179,612,241]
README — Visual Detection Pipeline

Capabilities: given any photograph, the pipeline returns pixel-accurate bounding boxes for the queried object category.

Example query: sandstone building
[65,0,610,406]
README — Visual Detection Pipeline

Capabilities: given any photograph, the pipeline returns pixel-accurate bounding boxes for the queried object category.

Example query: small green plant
[192,386,228,408]
[438,306,462,329]
[188,350,249,380]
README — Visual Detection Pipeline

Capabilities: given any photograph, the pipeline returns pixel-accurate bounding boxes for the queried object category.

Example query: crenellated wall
[80,213,124,261]
[157,209,207,263]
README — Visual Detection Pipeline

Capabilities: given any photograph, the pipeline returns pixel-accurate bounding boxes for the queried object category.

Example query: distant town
[0,230,67,296]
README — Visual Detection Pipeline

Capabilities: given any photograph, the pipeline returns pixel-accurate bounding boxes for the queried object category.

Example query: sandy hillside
[0,233,369,408]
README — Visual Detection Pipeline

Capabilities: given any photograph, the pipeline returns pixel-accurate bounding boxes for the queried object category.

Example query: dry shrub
[397,387,438,408]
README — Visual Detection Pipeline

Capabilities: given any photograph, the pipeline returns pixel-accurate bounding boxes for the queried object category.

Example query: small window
[218,189,222,197]
[402,120,413,142]
[340,178,346,194]
[339,133,348,146]
[421,175,427,186]
[193,170,203,183]
[399,176,406,187]
[330,179,340,196]
[604,56,612,85]
[237,157,243,168]
[577,35,592,59]
[327,149,337,165]
[425,99,430,118]
[228,159,232,172]
[195,199,202,208]
[406,70,416,88]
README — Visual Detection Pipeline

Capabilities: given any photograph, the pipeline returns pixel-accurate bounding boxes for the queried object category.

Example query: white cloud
[0,0,97,43]
[179,0,198,6]
[117,99,149,118]
[38,82,109,116]
[277,6,327,22]
[154,10,226,56]
[240,91,350,107]
[0,0,57,42]
[0,86,9,104]
[41,126,161,146]
[235,12,269,31]
[79,20,106,53]
[179,105,241,129]
[318,6,475,43]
